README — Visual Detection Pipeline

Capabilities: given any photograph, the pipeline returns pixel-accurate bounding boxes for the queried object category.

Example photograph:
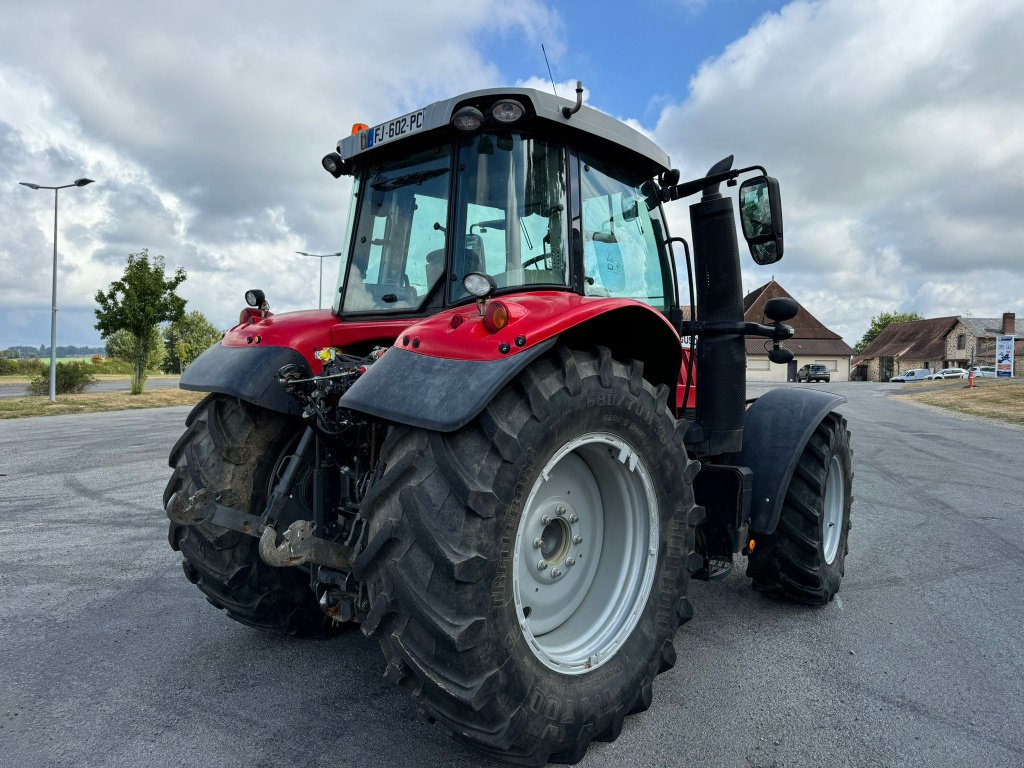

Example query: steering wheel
[522,253,553,270]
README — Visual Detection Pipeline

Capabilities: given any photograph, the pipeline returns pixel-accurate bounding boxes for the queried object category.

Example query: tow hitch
[166,487,355,570]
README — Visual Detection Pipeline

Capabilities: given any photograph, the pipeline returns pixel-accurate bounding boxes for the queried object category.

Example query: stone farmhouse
[742,280,855,382]
[852,312,1022,382]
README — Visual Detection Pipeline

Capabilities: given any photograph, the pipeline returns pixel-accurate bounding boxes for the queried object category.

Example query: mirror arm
[662,164,767,202]
[680,320,794,341]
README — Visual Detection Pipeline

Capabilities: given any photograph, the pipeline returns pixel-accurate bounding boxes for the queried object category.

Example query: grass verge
[895,379,1024,425]
[0,388,205,419]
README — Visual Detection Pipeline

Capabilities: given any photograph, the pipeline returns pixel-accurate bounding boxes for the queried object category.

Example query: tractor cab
[324,88,677,322]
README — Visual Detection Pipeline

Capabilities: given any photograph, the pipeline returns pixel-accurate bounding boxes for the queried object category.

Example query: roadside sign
[995,335,1015,378]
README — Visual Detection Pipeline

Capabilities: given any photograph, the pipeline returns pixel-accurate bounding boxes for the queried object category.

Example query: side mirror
[738,175,784,265]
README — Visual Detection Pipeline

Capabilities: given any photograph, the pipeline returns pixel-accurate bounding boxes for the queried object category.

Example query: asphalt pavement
[1,382,1022,768]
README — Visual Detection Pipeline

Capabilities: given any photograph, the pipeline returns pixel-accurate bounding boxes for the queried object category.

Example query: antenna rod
[542,44,558,97]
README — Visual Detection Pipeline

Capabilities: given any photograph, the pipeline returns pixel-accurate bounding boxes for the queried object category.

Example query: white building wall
[745,355,851,382]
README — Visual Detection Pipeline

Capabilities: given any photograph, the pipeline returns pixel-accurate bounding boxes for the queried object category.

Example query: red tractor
[166,84,852,765]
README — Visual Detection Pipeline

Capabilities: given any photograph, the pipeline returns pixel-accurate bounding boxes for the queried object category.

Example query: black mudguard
[725,387,847,535]
[179,344,310,417]
[339,338,557,432]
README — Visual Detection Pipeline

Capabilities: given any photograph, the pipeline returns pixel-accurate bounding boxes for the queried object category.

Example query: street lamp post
[19,178,95,401]
[295,251,343,309]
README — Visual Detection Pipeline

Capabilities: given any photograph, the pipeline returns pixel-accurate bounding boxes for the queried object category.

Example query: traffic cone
[968,369,975,388]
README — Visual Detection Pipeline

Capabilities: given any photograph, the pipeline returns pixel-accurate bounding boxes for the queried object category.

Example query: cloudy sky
[2,0,1022,349]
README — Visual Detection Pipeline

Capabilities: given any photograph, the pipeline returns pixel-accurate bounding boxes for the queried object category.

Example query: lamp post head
[19,182,41,189]
[74,178,95,187]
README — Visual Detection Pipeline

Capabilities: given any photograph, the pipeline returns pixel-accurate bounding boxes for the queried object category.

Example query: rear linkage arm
[166,358,376,571]
[165,424,355,571]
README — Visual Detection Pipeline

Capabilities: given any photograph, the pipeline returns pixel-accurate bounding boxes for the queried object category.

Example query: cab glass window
[580,156,669,310]
[341,146,449,313]
[450,133,569,301]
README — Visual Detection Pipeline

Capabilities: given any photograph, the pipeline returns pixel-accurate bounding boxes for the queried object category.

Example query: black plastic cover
[724,387,846,534]
[179,344,310,416]
[340,339,556,432]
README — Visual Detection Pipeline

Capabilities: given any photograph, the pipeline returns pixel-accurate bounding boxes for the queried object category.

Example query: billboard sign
[995,335,1015,378]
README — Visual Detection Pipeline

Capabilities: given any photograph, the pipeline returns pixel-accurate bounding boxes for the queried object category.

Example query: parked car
[889,368,932,382]
[960,365,997,378]
[797,363,831,382]
[924,367,967,380]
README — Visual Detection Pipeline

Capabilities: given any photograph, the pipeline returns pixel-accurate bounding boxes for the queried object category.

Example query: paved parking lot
[1,382,1022,767]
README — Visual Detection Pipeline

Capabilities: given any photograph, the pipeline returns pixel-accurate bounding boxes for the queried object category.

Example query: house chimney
[1003,312,1016,335]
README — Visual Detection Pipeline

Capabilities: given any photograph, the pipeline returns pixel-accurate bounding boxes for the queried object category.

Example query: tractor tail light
[482,301,509,333]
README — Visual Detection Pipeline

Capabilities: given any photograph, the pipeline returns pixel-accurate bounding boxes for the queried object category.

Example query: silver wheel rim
[512,432,659,675]
[822,455,844,564]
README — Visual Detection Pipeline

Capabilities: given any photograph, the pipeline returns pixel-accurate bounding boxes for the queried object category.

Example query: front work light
[322,152,345,178]
[462,272,496,298]
[452,106,484,131]
[245,289,266,308]
[491,99,524,123]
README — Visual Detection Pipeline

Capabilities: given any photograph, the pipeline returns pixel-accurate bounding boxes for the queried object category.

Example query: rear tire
[164,394,331,636]
[356,347,699,765]
[747,412,853,605]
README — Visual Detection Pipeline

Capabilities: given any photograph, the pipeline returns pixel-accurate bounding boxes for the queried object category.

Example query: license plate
[363,109,426,149]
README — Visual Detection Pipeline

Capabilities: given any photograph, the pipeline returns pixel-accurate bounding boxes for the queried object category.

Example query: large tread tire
[356,346,700,766]
[747,412,853,605]
[164,394,330,636]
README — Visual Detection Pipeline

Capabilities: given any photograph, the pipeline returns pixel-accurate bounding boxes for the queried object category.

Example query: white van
[889,368,932,382]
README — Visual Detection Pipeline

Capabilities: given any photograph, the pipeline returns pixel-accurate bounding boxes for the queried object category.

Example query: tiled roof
[742,280,855,357]
[958,317,1024,338]
[857,316,959,361]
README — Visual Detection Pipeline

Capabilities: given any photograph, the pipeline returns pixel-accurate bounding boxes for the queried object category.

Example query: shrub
[0,357,15,375]
[17,358,45,376]
[26,361,98,395]
[91,354,104,365]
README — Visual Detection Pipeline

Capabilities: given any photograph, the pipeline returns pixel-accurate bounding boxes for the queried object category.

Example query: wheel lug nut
[568,513,579,524]
[541,515,551,526]
[551,568,562,578]
[556,505,566,516]
[537,560,547,571]
[565,557,575,567]
[532,538,543,549]
[573,535,583,544]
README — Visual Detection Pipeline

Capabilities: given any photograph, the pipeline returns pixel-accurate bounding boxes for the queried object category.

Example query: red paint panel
[224,309,410,371]
[389,292,679,362]
[675,347,697,410]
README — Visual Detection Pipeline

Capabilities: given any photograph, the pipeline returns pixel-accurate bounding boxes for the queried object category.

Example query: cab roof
[337,87,671,174]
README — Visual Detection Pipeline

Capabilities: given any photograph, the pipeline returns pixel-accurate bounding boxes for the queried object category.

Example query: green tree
[855,311,924,353]
[104,327,166,371]
[162,311,223,373]
[94,249,186,394]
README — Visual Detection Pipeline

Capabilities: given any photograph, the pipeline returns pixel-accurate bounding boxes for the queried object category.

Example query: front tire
[164,394,330,636]
[747,412,853,604]
[356,347,700,765]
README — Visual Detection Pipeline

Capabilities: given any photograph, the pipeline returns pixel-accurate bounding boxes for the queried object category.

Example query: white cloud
[653,0,1024,344]
[0,0,562,346]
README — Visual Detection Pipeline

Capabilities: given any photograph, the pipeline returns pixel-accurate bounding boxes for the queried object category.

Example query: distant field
[896,378,1024,425]
[0,388,203,419]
